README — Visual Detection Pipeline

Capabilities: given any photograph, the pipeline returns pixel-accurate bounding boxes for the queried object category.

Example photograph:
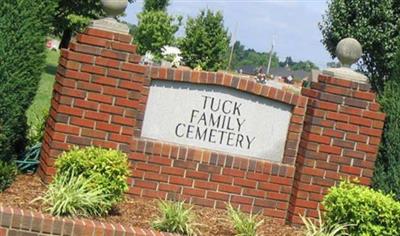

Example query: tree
[291,60,319,72]
[180,10,230,71]
[143,0,169,12]
[133,11,180,57]
[0,0,55,161]
[373,48,400,200]
[320,0,400,92]
[53,0,136,49]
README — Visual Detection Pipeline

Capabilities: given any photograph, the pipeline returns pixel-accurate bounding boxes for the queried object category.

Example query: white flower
[161,46,181,56]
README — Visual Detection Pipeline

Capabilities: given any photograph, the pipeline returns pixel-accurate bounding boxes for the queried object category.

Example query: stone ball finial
[101,0,128,17]
[335,38,363,67]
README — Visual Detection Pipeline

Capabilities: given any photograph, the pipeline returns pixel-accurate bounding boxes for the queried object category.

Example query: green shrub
[38,173,112,216]
[27,109,49,146]
[0,160,17,192]
[152,200,200,235]
[0,0,55,162]
[301,209,350,236]
[373,46,400,200]
[226,204,264,236]
[55,146,129,205]
[323,180,400,236]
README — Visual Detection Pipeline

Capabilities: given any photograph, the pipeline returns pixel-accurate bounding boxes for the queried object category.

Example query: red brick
[231,195,253,205]
[352,91,375,101]
[96,57,121,69]
[110,42,137,53]
[86,28,114,39]
[54,123,80,135]
[336,122,358,133]
[363,111,385,121]
[206,191,229,201]
[81,129,106,139]
[81,64,106,75]
[319,145,341,155]
[85,111,110,122]
[340,166,362,176]
[346,133,368,143]
[63,51,95,64]
[77,34,108,47]
[233,178,257,188]
[169,176,193,186]
[222,168,245,177]
[323,129,344,138]
[92,76,117,87]
[306,133,331,144]
[87,93,113,104]
[64,70,92,82]
[349,116,373,127]
[161,166,184,176]
[182,188,205,197]
[218,184,241,194]
[356,143,378,154]
[326,112,349,122]
[70,117,95,129]
[359,127,382,137]
[74,99,98,111]
[96,122,121,133]
[194,180,218,190]
[202,174,225,185]
[99,104,124,115]
[122,63,146,74]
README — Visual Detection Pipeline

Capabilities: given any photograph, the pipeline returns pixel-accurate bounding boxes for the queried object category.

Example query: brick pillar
[38,27,143,183]
[288,74,385,224]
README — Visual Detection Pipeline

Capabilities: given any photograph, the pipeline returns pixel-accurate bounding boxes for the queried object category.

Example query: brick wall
[288,75,385,224]
[39,26,385,225]
[0,206,175,236]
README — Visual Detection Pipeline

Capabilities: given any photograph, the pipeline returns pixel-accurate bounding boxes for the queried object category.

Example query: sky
[123,0,333,69]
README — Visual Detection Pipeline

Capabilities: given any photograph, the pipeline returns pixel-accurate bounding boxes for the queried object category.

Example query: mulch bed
[0,174,303,235]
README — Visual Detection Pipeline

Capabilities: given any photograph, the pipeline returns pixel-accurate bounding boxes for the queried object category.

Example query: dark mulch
[0,174,304,236]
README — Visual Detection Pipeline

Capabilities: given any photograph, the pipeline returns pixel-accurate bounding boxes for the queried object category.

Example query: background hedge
[0,0,55,162]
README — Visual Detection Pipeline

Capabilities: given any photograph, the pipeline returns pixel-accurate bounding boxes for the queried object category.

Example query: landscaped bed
[0,174,303,236]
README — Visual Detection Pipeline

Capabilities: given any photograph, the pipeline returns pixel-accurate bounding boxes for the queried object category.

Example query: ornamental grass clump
[37,173,111,217]
[323,180,400,236]
[301,209,350,236]
[152,200,200,236]
[226,204,264,236]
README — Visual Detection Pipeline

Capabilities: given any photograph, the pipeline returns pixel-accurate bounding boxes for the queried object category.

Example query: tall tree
[0,0,55,161]
[320,0,400,92]
[133,11,180,57]
[180,10,230,71]
[373,48,400,200]
[143,0,169,12]
[54,0,136,49]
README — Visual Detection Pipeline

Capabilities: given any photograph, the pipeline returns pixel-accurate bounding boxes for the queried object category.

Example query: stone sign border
[132,66,308,166]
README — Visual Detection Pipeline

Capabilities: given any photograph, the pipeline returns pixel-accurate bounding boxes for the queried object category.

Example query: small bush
[55,146,129,205]
[0,160,17,192]
[323,180,400,236]
[226,204,264,236]
[152,200,200,235]
[27,109,49,145]
[37,173,111,216]
[301,209,350,236]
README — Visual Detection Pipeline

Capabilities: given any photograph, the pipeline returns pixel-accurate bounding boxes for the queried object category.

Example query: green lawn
[26,50,59,126]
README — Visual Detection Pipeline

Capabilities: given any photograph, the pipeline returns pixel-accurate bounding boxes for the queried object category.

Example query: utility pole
[227,22,238,71]
[266,35,275,75]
